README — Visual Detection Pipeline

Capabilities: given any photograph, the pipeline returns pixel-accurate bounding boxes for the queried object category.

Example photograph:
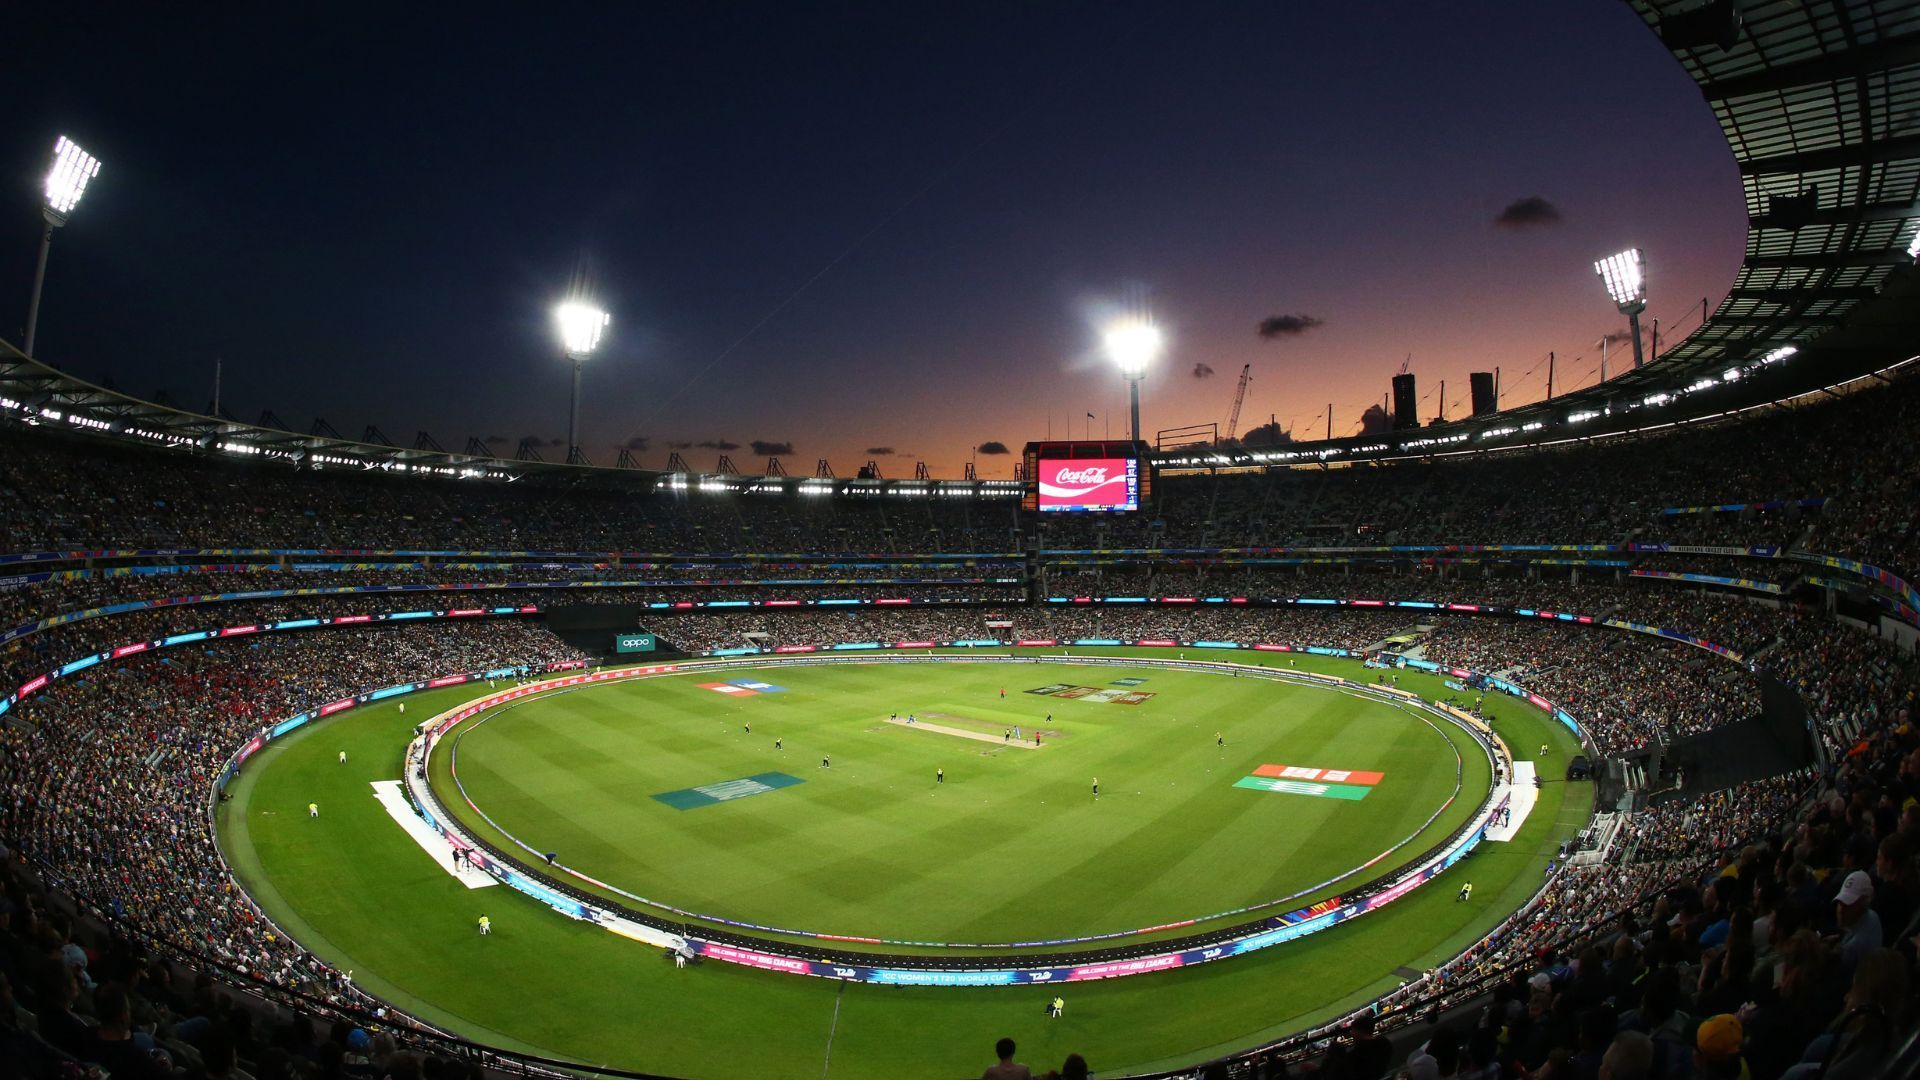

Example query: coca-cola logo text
[1051,466,1112,485]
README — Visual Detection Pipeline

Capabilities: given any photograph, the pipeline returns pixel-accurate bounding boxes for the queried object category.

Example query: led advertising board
[1037,457,1138,512]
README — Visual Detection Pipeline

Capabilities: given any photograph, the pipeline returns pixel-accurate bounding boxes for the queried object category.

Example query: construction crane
[1224,364,1252,442]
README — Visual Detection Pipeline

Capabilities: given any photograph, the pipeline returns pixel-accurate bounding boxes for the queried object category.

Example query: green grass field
[218,648,1590,1079]
[445,661,1480,943]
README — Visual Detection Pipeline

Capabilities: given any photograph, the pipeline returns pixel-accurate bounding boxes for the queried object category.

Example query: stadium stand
[3,368,1919,1076]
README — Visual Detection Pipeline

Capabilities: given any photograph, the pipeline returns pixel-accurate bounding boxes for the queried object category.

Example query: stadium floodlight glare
[1593,248,1648,369]
[44,137,101,221]
[554,301,610,465]
[556,301,609,359]
[23,136,104,358]
[1105,319,1162,379]
[1105,317,1162,442]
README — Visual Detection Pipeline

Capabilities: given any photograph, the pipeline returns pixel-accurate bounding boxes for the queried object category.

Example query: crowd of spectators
[0,620,585,1073]
[1,368,1919,1078]
[0,845,493,1080]
[3,368,1919,579]
[0,430,1026,555]
[1417,617,1761,755]
[1304,686,1917,1080]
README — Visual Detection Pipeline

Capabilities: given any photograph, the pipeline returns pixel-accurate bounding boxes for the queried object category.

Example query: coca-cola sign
[1038,457,1137,512]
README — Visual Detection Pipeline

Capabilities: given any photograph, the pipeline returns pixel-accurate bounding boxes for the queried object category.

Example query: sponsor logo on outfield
[696,680,789,696]
[1233,775,1372,801]
[1109,677,1148,687]
[1028,684,1157,704]
[1252,763,1384,785]
[653,771,805,810]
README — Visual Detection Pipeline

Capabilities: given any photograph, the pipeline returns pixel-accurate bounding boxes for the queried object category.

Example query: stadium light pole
[1593,248,1647,370]
[554,300,609,465]
[24,136,103,357]
[1105,318,1161,444]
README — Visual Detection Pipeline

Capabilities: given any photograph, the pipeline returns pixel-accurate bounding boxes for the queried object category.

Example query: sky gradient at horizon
[1,2,1745,478]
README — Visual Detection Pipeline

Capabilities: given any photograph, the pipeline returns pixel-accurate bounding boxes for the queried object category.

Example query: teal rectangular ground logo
[1233,775,1372,801]
[653,772,804,810]
[1109,677,1148,687]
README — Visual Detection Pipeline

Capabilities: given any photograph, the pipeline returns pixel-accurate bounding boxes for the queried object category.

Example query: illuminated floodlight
[1907,225,1920,259]
[555,301,609,359]
[1104,315,1162,443]
[555,298,610,465]
[43,136,102,222]
[25,136,105,356]
[1593,248,1648,369]
[1104,319,1162,379]
[1593,249,1646,310]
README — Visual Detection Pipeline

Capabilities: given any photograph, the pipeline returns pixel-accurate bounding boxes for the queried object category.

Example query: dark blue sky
[2,2,1744,476]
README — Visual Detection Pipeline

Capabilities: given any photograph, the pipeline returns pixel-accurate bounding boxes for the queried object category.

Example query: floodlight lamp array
[1593,248,1646,310]
[1104,320,1162,379]
[555,302,610,359]
[43,136,102,222]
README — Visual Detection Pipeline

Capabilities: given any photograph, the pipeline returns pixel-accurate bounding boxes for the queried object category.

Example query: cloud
[750,439,795,456]
[1602,328,1638,346]
[1238,421,1292,447]
[696,439,741,451]
[1494,195,1562,228]
[864,446,897,456]
[621,436,650,451]
[483,434,506,444]
[518,435,565,448]
[1359,403,1393,435]
[1192,362,1216,379]
[1257,314,1324,338]
[665,440,695,450]
[977,440,1011,455]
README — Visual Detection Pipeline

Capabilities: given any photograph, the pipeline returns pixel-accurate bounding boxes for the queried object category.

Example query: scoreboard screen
[1021,440,1150,512]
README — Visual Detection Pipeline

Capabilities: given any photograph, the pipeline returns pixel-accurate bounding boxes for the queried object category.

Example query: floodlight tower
[1594,248,1648,370]
[1105,317,1162,444]
[554,300,609,465]
[24,136,103,357]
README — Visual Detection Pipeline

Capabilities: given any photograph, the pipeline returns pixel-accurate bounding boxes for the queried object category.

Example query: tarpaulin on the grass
[653,772,805,810]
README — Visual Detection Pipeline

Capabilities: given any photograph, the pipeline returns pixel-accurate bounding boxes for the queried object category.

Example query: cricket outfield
[218,647,1590,1078]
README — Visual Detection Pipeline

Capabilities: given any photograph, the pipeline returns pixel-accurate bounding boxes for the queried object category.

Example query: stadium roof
[3,0,1918,484]
[1164,0,1920,470]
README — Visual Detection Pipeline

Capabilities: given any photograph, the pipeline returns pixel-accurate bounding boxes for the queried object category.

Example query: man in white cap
[1834,869,1882,975]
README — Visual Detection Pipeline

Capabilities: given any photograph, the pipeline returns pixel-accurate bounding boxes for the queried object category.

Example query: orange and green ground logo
[1233,763,1384,801]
